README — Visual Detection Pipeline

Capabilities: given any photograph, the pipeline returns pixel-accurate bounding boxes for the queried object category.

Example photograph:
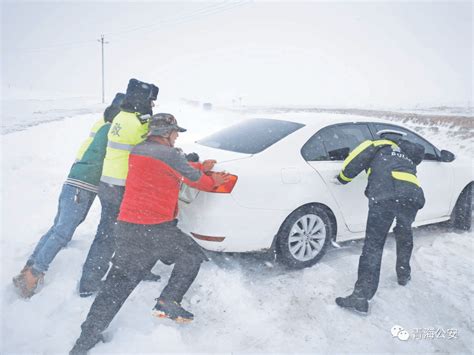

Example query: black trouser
[353,198,418,300]
[76,220,207,342]
[79,182,125,292]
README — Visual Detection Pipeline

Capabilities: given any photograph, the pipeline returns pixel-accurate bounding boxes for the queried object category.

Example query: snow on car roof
[255,112,392,127]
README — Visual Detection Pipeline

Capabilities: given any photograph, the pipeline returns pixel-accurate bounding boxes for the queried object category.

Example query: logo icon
[110,123,122,136]
[398,330,410,341]
[391,325,410,341]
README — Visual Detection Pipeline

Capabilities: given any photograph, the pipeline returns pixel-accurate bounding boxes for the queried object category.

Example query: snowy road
[1,104,472,353]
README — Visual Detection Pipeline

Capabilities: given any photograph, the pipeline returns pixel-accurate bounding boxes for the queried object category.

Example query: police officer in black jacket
[334,129,425,314]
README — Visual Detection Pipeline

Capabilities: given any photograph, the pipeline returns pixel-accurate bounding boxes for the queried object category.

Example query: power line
[103,2,230,38]
[107,1,251,46]
[5,2,250,53]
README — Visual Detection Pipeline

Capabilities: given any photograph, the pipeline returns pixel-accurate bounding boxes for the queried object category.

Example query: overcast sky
[1,1,472,108]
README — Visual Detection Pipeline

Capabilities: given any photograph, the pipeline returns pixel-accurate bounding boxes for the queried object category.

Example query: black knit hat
[111,92,126,107]
[103,92,125,122]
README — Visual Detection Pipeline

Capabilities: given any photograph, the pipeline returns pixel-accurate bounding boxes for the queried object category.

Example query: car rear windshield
[197,118,304,154]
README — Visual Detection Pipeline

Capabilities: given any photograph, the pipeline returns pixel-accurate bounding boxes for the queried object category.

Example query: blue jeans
[28,184,96,274]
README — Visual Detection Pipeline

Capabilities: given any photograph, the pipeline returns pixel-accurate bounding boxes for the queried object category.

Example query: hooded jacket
[337,137,425,209]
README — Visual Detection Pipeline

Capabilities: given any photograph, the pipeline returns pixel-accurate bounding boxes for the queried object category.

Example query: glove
[211,172,231,187]
[202,159,217,172]
[185,152,200,162]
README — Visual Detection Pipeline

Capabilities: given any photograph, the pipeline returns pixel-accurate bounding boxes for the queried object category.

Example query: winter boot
[69,333,104,355]
[12,266,44,298]
[397,275,411,286]
[152,298,194,323]
[12,267,27,294]
[142,271,161,282]
[335,293,369,314]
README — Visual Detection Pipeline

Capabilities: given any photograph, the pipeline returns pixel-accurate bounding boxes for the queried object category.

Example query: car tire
[276,205,334,268]
[451,183,472,231]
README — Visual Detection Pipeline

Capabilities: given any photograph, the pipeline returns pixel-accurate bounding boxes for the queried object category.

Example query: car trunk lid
[178,143,252,204]
[179,142,253,163]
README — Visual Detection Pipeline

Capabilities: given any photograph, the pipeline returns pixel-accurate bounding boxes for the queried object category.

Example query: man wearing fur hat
[70,113,229,353]
[79,78,161,297]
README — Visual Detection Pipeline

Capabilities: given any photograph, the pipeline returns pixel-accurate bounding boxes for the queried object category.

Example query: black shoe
[70,333,104,354]
[152,298,194,323]
[398,275,411,286]
[335,294,369,314]
[142,271,161,282]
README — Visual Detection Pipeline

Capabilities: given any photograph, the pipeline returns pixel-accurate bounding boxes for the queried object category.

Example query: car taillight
[191,233,226,242]
[212,174,238,193]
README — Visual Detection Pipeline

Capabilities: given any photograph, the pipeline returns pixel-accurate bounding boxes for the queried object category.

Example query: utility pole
[98,34,108,103]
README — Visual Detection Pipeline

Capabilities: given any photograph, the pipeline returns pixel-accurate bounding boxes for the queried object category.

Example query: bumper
[178,192,289,252]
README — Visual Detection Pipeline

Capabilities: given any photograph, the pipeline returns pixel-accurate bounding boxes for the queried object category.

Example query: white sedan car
[178,114,472,268]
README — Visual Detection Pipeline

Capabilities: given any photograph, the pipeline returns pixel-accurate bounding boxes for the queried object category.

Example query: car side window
[373,123,439,160]
[302,124,372,161]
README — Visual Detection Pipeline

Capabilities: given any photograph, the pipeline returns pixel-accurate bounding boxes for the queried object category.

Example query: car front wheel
[276,205,334,268]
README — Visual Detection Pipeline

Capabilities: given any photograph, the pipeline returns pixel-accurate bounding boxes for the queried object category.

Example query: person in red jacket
[70,113,229,354]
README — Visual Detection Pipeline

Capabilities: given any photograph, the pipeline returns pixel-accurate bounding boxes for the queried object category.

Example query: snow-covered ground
[0,99,473,353]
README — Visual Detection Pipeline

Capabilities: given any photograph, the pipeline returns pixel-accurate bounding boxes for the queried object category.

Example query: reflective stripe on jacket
[75,119,106,161]
[100,111,149,186]
[337,138,425,208]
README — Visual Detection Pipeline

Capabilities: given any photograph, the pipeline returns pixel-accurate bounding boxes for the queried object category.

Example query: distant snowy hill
[1,87,105,134]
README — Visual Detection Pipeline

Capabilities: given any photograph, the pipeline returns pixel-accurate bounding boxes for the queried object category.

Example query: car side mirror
[439,150,455,162]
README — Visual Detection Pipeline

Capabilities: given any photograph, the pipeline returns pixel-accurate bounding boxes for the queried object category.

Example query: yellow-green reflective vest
[100,111,149,186]
[75,119,107,161]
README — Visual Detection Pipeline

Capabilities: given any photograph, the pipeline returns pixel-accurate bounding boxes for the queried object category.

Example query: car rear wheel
[276,205,334,268]
[451,183,472,231]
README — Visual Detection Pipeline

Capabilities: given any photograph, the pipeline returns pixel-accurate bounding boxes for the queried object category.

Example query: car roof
[256,112,393,128]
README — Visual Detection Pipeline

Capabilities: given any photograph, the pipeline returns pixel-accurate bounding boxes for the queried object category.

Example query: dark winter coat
[337,138,425,209]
